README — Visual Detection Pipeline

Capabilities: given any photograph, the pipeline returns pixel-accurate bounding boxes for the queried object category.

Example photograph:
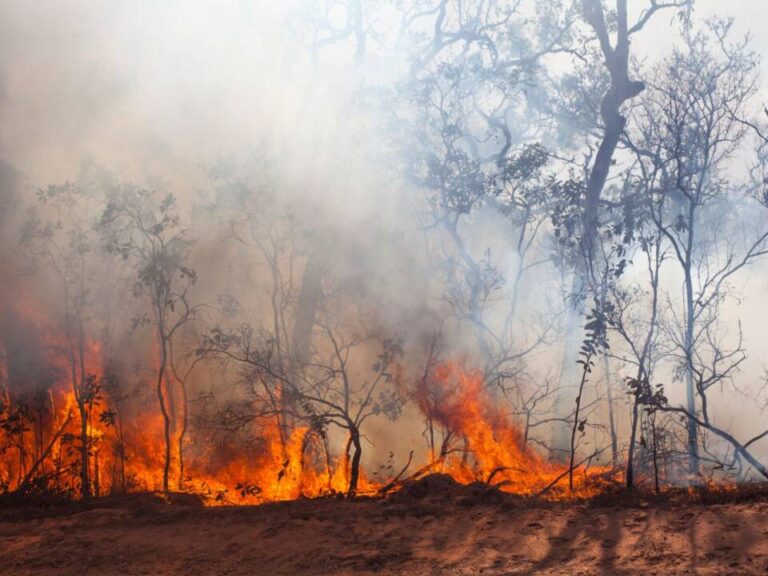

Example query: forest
[3,1,768,573]
[2,0,768,504]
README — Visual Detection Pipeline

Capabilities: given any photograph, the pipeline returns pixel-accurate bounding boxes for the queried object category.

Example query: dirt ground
[3,481,768,575]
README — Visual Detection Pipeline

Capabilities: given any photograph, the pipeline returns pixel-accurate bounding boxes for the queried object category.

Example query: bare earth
[2,487,768,575]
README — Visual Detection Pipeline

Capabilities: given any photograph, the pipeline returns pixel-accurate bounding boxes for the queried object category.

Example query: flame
[412,362,613,499]
[0,306,614,504]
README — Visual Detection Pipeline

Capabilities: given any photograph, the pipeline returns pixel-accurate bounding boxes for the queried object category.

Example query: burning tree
[99,187,201,493]
[18,173,109,500]
[200,282,406,497]
[397,0,577,462]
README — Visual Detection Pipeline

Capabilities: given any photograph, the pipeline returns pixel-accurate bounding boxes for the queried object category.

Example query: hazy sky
[0,0,766,187]
[645,1,768,63]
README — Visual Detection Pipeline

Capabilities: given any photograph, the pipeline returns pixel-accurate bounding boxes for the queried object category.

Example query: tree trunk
[555,0,650,459]
[626,395,640,489]
[16,411,72,495]
[93,450,100,498]
[76,318,91,500]
[569,354,591,492]
[683,265,699,476]
[651,413,660,494]
[293,253,324,365]
[290,251,325,436]
[552,273,586,458]
[347,429,362,497]
[177,376,188,491]
[156,334,172,494]
[78,402,90,499]
[118,408,126,493]
[603,355,619,465]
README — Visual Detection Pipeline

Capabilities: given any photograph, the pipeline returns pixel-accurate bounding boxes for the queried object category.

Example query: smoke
[1,0,768,491]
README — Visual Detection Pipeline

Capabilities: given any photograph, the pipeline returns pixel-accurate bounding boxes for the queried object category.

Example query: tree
[99,188,200,493]
[199,160,407,497]
[200,306,404,497]
[396,2,577,452]
[19,176,107,500]
[625,18,768,476]
[550,0,693,455]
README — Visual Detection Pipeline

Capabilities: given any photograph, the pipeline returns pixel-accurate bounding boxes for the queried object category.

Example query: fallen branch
[378,451,414,495]
[394,457,446,486]
[662,405,768,479]
[536,448,607,497]
[486,465,525,487]
[16,410,73,494]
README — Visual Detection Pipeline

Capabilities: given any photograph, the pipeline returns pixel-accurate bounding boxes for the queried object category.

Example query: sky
[0,0,766,185]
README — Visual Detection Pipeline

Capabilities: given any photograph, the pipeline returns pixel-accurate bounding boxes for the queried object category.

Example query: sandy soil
[3,483,768,575]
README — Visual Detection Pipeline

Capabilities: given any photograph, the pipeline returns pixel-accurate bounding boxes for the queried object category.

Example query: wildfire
[0,311,614,505]
[411,363,614,499]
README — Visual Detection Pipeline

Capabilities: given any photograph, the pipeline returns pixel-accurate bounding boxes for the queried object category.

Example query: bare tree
[200,307,404,497]
[99,188,200,493]
[624,19,768,476]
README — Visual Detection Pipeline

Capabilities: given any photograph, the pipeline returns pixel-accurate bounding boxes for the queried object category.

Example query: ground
[3,478,768,575]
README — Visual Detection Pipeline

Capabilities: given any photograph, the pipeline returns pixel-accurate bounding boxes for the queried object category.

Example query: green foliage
[577,299,612,371]
[627,377,668,412]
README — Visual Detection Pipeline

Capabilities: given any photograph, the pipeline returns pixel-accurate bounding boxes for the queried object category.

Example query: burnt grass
[3,475,768,575]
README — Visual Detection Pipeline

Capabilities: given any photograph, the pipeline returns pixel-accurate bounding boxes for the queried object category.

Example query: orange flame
[413,362,613,498]
[0,310,613,504]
